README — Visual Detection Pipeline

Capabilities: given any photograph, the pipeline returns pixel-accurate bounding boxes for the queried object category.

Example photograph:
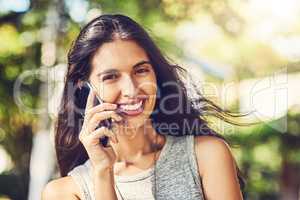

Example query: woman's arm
[42,171,118,200]
[194,135,243,200]
[42,177,81,200]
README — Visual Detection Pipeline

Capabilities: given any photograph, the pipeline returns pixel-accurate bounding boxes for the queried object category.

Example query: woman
[42,14,244,200]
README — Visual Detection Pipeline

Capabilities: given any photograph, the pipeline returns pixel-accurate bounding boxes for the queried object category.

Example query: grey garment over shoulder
[68,135,205,200]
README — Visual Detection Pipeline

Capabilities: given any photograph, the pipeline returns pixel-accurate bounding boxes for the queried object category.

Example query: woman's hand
[79,90,122,175]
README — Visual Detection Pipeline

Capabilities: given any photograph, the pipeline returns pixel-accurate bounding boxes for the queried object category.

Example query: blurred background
[0,0,299,199]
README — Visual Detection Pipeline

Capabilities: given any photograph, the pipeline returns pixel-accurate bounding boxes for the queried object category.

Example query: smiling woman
[42,14,245,200]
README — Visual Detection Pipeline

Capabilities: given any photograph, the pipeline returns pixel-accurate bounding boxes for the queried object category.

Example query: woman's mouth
[118,100,144,116]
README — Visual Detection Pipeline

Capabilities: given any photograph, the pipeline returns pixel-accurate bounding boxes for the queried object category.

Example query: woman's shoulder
[193,135,237,176]
[42,176,81,200]
[194,135,231,150]
[194,135,243,198]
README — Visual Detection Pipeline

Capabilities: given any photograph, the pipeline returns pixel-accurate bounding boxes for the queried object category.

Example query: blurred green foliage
[227,111,300,199]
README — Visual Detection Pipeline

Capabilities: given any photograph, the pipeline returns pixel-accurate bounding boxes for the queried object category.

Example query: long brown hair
[55,14,246,189]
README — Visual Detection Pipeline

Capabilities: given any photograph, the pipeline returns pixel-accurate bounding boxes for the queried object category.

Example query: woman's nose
[120,75,138,98]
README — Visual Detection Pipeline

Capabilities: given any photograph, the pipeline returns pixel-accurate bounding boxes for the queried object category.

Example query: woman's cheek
[100,84,120,103]
[140,76,157,93]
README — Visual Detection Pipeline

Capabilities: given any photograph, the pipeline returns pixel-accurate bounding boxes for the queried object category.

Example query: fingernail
[116,115,123,121]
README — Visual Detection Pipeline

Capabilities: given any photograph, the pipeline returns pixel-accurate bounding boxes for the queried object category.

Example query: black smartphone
[85,81,113,148]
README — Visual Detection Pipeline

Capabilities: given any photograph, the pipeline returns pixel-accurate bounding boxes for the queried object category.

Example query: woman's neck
[111,119,162,164]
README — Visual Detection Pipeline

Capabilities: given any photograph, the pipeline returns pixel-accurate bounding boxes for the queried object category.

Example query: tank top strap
[68,160,95,200]
[184,135,204,191]
[158,134,199,171]
[152,134,205,200]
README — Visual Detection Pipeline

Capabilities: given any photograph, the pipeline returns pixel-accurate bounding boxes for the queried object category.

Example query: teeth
[120,100,143,111]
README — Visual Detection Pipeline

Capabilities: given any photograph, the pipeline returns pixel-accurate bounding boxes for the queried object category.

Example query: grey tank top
[68,135,205,200]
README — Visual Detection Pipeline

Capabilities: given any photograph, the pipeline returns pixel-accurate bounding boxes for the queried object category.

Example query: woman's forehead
[91,39,149,72]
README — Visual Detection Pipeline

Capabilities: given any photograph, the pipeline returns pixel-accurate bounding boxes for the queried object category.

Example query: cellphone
[85,81,113,147]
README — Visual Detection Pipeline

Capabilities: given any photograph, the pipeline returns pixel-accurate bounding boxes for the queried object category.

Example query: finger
[89,127,117,144]
[85,86,96,111]
[88,111,123,132]
[85,103,117,121]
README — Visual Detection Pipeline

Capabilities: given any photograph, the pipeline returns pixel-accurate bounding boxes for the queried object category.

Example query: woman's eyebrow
[96,60,151,77]
[132,60,151,69]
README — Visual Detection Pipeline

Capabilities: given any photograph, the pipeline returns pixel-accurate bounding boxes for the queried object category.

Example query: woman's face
[89,39,157,129]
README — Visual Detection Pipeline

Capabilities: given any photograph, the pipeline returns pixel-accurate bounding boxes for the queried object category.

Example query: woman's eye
[102,74,118,81]
[135,68,149,74]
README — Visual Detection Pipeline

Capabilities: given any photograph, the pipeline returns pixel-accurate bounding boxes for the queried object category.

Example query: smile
[118,100,144,116]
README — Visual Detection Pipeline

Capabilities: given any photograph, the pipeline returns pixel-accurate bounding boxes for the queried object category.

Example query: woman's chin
[122,118,144,130]
[120,114,151,130]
